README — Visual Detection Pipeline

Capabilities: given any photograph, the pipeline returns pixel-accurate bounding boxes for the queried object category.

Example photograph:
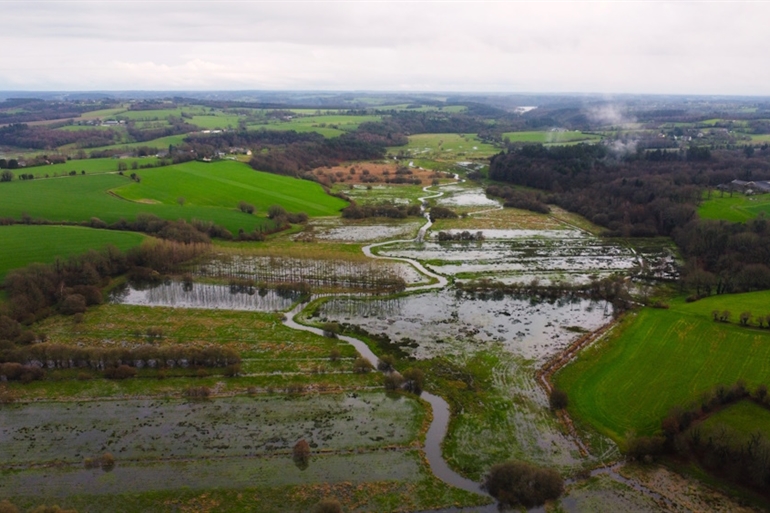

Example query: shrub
[329,348,341,362]
[100,452,116,471]
[293,439,311,468]
[353,358,374,374]
[238,201,255,214]
[402,368,425,395]
[482,460,564,509]
[312,498,343,513]
[549,388,568,411]
[377,355,395,372]
[103,365,137,380]
[184,386,212,399]
[59,294,87,315]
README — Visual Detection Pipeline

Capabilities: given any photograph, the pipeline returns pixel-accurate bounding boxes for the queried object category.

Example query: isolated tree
[377,355,395,372]
[402,368,424,395]
[352,358,374,374]
[720,310,731,322]
[313,499,342,513]
[0,170,13,182]
[238,201,255,214]
[740,311,751,326]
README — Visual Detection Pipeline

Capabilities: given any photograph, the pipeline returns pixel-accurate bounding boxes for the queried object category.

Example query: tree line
[489,144,770,294]
[1,240,210,324]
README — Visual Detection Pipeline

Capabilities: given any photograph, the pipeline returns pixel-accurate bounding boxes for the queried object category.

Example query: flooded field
[110,282,299,311]
[299,218,424,242]
[379,237,638,284]
[0,451,421,497]
[317,289,612,363]
[1,393,422,466]
[197,252,428,287]
[436,187,500,208]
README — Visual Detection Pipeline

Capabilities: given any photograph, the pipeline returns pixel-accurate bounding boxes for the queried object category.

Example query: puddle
[109,282,299,311]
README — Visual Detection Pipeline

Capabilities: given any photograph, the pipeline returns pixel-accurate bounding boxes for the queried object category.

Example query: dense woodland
[489,144,770,294]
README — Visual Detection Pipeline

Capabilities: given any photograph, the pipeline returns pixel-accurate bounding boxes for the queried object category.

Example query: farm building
[718,179,770,194]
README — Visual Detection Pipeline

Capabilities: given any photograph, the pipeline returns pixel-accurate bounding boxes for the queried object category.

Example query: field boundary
[536,319,620,456]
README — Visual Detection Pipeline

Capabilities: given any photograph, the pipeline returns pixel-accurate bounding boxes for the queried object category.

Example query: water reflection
[319,289,612,361]
[110,282,298,312]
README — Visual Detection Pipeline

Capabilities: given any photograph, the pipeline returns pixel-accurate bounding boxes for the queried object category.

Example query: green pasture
[247,123,345,138]
[700,400,770,439]
[390,133,498,158]
[556,292,770,442]
[502,131,602,145]
[0,225,145,281]
[7,157,162,178]
[698,192,770,222]
[113,160,346,217]
[189,114,243,130]
[248,114,382,138]
[80,134,189,153]
[0,161,345,233]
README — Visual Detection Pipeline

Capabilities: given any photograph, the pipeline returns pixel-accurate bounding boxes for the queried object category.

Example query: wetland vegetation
[3,92,770,511]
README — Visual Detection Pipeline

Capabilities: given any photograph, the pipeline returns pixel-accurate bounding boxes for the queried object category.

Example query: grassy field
[501,131,603,145]
[0,225,145,280]
[556,292,770,442]
[77,134,190,152]
[389,133,499,158]
[700,400,770,439]
[4,157,162,178]
[698,192,770,222]
[0,160,346,233]
[113,160,347,217]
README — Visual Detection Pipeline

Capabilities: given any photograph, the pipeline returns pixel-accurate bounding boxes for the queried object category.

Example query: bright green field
[698,192,770,222]
[8,158,162,178]
[700,400,770,439]
[555,292,770,442]
[113,160,347,217]
[502,131,602,145]
[389,133,498,158]
[79,134,189,153]
[0,225,145,280]
[0,161,346,234]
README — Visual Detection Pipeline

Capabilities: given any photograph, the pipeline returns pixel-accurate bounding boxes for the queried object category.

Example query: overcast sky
[1,1,768,95]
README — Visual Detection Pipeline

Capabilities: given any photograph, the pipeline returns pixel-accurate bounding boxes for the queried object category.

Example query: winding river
[284,179,486,496]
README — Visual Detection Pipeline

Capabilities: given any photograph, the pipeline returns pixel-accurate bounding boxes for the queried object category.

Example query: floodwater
[318,289,612,361]
[109,282,298,312]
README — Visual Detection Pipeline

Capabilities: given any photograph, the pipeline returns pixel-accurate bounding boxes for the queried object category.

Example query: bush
[100,452,116,472]
[353,358,374,374]
[184,386,211,399]
[377,355,395,372]
[293,438,311,468]
[401,367,425,395]
[429,206,458,221]
[482,460,564,508]
[238,201,255,214]
[549,388,568,411]
[312,499,342,513]
[103,365,137,380]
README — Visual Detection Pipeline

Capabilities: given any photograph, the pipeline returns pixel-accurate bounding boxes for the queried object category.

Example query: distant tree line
[0,97,117,124]
[0,123,119,150]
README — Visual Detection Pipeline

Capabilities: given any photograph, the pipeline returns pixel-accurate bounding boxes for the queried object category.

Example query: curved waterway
[283,180,487,497]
